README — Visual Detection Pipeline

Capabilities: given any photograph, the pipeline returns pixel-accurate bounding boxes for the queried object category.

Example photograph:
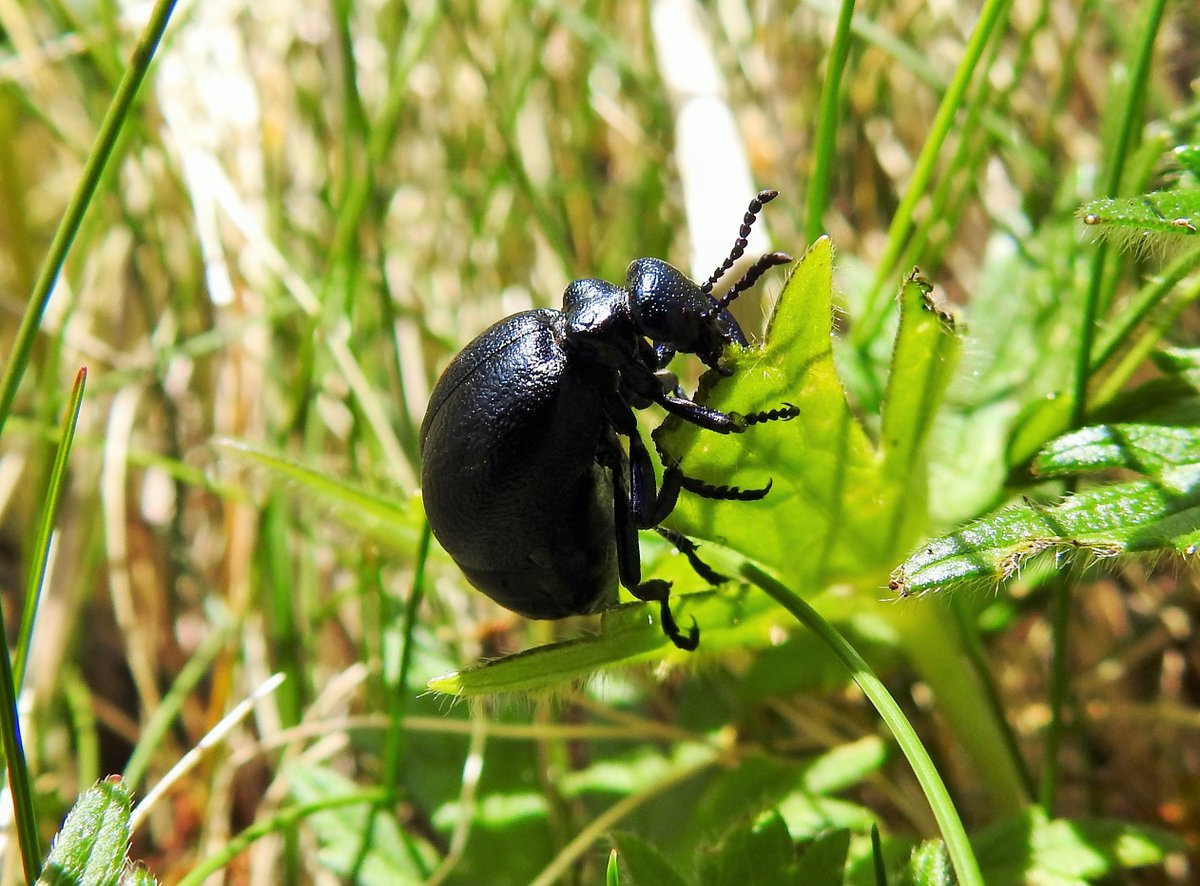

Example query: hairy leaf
[891,477,1200,596]
[38,777,133,886]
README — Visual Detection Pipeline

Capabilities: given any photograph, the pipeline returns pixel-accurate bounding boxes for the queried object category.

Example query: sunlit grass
[0,0,1196,882]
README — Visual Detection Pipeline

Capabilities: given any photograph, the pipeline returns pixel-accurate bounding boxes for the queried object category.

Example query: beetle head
[627,258,747,370]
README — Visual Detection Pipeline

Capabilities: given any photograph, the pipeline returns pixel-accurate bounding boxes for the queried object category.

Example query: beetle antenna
[700,189,779,295]
[702,251,793,319]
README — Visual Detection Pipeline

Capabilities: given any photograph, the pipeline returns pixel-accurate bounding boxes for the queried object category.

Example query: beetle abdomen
[420,310,618,618]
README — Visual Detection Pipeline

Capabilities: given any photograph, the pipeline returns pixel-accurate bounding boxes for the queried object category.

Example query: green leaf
[797,737,889,795]
[657,236,891,590]
[1078,190,1200,254]
[562,744,717,797]
[286,763,437,883]
[698,811,800,886]
[880,268,963,554]
[1034,423,1200,482]
[903,839,953,886]
[777,795,877,835]
[1152,345,1200,381]
[974,809,1185,884]
[890,476,1200,596]
[427,589,780,695]
[38,776,132,886]
[217,438,422,552]
[612,832,691,886]
[794,829,851,885]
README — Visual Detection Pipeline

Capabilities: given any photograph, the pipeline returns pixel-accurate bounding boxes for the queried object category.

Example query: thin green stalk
[350,523,433,881]
[0,0,179,441]
[0,521,40,881]
[1044,0,1169,813]
[1089,244,1200,378]
[804,0,857,243]
[1094,273,1200,407]
[62,670,100,790]
[744,565,983,886]
[1039,574,1073,810]
[853,0,1011,347]
[261,495,305,727]
[893,605,1028,813]
[122,619,235,789]
[1070,0,1168,429]
[15,367,87,690]
[175,790,389,886]
[951,599,1036,800]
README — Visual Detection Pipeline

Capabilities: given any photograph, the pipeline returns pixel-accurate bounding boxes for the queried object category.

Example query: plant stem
[744,565,984,886]
[1045,0,1168,812]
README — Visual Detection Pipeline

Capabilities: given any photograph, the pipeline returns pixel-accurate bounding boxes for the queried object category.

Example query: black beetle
[419,190,797,650]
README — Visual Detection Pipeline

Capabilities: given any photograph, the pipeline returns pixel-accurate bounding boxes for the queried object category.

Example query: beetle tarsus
[681,476,772,502]
[654,526,728,585]
[665,610,701,651]
[629,578,698,649]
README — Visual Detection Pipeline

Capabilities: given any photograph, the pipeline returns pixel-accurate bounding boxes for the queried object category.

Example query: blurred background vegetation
[0,0,1198,882]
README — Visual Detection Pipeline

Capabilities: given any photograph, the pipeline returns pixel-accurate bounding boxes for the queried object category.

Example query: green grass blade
[175,789,390,886]
[121,619,235,789]
[428,589,780,697]
[351,524,433,879]
[854,0,1012,346]
[216,439,422,552]
[0,0,179,442]
[804,0,858,243]
[15,367,86,690]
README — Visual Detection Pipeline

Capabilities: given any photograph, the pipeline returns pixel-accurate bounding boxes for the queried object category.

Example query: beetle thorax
[562,278,642,369]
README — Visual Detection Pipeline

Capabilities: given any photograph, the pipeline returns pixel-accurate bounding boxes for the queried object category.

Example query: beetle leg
[681,475,773,501]
[655,439,774,502]
[653,389,745,433]
[630,579,699,651]
[624,361,793,434]
[654,526,728,585]
[657,393,802,434]
[600,431,699,651]
[601,395,661,526]
[626,428,689,527]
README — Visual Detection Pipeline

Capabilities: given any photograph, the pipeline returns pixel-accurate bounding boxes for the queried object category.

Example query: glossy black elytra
[419,190,798,650]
